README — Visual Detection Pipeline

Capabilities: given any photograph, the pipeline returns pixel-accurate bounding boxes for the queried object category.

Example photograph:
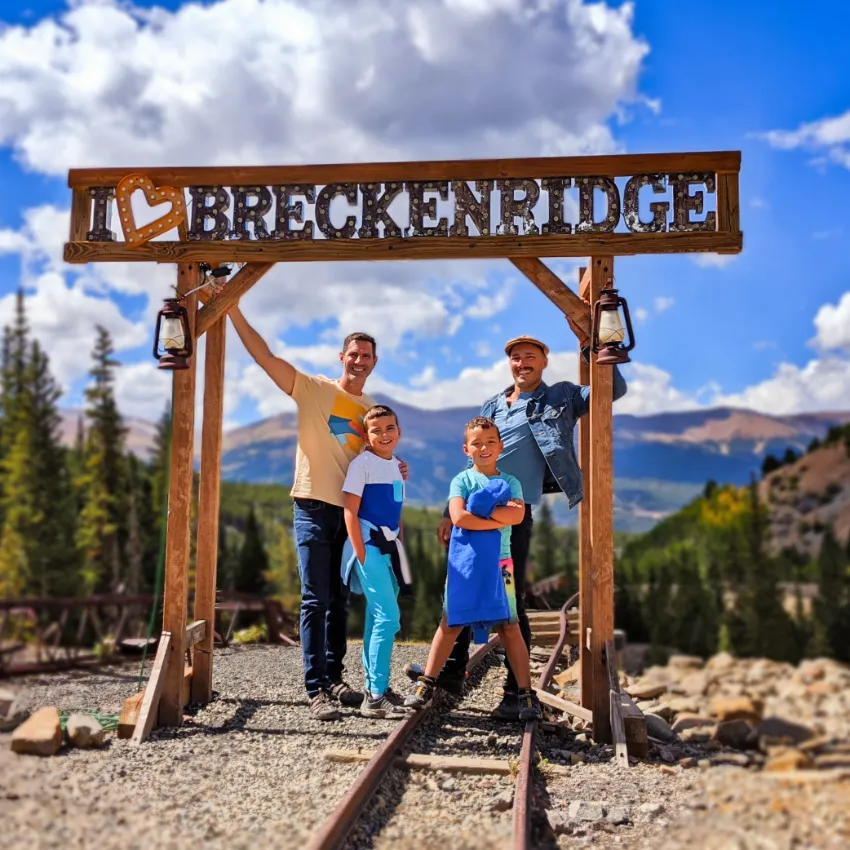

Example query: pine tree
[76,326,128,592]
[0,427,38,596]
[265,521,301,611]
[234,506,268,594]
[531,498,558,581]
[733,478,794,660]
[26,340,78,596]
[808,526,847,659]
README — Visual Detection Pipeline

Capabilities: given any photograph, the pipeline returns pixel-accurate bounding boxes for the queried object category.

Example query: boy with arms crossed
[405,417,542,721]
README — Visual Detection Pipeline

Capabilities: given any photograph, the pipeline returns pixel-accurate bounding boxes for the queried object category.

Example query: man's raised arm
[229,306,297,396]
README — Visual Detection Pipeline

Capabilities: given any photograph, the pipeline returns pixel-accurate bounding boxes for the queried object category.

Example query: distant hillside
[761,432,850,557]
[59,402,850,533]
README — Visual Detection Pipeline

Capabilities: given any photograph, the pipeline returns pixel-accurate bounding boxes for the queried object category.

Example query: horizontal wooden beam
[324,748,570,776]
[511,258,592,340]
[64,230,742,265]
[68,151,741,188]
[185,619,206,646]
[195,263,274,337]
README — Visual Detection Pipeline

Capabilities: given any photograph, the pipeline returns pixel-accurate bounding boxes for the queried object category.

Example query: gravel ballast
[2,644,849,849]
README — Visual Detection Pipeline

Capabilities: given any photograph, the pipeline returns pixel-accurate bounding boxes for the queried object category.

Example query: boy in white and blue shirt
[342,405,410,719]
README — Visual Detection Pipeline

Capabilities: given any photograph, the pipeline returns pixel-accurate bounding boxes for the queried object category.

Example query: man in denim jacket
[407,325,627,719]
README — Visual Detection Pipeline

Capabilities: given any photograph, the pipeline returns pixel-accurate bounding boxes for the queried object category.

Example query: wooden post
[191,315,226,703]
[577,266,594,711]
[588,255,615,743]
[158,264,199,727]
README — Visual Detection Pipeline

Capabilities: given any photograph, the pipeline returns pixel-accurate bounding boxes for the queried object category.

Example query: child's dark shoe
[517,688,542,721]
[490,689,519,721]
[404,675,436,709]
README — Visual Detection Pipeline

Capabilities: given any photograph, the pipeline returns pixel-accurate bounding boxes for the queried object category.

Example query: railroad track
[308,599,577,850]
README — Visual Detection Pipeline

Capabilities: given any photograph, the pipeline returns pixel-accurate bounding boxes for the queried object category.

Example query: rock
[645,713,677,742]
[664,696,702,715]
[659,765,677,776]
[548,811,571,835]
[10,706,63,756]
[764,748,814,772]
[605,806,629,825]
[570,752,586,765]
[707,651,736,671]
[568,800,605,822]
[0,687,27,732]
[679,727,713,743]
[553,661,580,688]
[667,654,704,671]
[67,713,105,748]
[440,778,456,792]
[671,713,714,733]
[711,752,750,767]
[649,703,675,721]
[713,719,753,750]
[625,679,667,700]
[679,757,697,768]
[806,681,838,696]
[754,716,814,745]
[676,671,710,697]
[796,658,828,682]
[639,802,664,818]
[709,696,763,724]
[491,789,514,811]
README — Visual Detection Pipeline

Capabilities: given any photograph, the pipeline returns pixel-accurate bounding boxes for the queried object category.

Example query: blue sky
[0,0,848,427]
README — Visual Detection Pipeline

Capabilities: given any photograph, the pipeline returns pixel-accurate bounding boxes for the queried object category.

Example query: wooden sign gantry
[64,151,742,742]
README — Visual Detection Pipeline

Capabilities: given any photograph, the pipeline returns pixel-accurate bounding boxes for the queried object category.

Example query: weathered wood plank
[195,263,274,337]
[118,690,146,739]
[69,189,92,242]
[63,230,743,264]
[619,690,649,758]
[589,256,615,744]
[510,258,592,339]
[158,264,199,728]
[68,151,741,189]
[533,687,594,722]
[716,172,741,252]
[577,266,594,713]
[192,313,226,704]
[610,690,629,769]
[132,631,171,745]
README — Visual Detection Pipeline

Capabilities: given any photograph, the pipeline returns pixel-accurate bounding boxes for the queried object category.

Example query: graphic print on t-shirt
[342,453,405,530]
[327,393,368,453]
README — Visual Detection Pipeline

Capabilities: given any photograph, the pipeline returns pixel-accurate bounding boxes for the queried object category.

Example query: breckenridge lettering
[87,174,720,242]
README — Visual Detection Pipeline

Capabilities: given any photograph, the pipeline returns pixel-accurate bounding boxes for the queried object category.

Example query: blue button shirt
[491,392,547,505]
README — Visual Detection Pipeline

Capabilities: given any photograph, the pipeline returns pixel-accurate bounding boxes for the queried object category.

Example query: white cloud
[653,296,674,313]
[0,0,656,419]
[711,357,850,415]
[749,197,768,209]
[811,291,850,352]
[633,306,649,323]
[758,109,850,169]
[692,253,737,269]
[0,0,650,175]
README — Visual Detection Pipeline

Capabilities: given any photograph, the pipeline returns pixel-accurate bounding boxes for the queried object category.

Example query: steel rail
[307,635,500,850]
[513,595,577,848]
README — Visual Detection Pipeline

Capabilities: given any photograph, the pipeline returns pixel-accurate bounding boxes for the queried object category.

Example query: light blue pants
[355,544,401,695]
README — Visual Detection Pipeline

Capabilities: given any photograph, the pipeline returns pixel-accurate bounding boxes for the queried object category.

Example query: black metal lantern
[153,298,192,370]
[591,287,635,366]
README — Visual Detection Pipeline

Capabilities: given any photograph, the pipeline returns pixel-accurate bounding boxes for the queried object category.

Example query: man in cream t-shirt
[227,302,387,720]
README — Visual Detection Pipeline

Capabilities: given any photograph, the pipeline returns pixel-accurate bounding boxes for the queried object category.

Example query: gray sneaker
[309,691,341,721]
[360,688,412,719]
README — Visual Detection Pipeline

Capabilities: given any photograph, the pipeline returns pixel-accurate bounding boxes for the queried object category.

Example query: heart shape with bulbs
[116,174,187,246]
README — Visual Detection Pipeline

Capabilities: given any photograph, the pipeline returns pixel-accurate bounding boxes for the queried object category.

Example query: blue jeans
[293,498,350,697]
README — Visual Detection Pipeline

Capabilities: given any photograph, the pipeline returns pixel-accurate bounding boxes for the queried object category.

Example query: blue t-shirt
[448,469,523,560]
[342,452,404,529]
[490,393,547,506]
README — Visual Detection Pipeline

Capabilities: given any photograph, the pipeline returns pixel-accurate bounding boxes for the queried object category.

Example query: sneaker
[404,676,436,710]
[328,680,363,707]
[490,690,520,721]
[309,691,341,721]
[403,663,465,697]
[517,688,542,721]
[360,688,412,719]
